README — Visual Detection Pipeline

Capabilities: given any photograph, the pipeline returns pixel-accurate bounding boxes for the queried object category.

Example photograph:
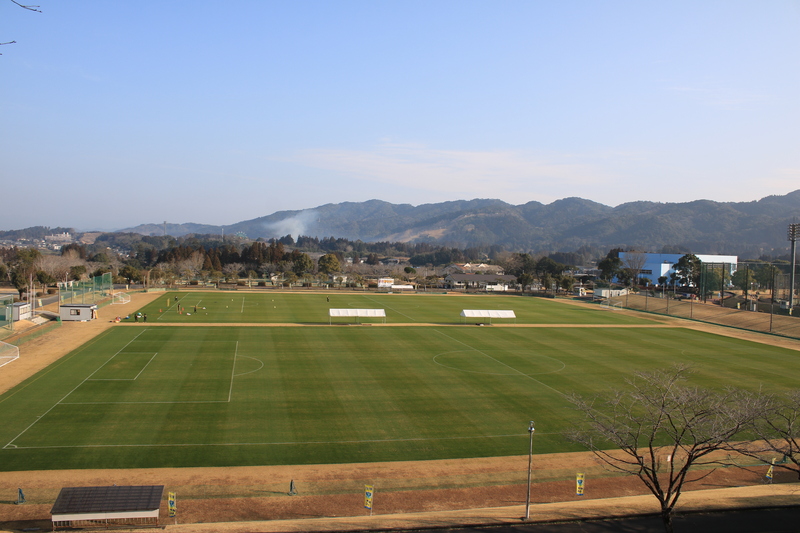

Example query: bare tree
[566,365,765,533]
[740,390,800,480]
[36,253,86,284]
[622,250,647,287]
[222,262,244,281]
[10,0,40,11]
[175,251,205,283]
[2,1,41,54]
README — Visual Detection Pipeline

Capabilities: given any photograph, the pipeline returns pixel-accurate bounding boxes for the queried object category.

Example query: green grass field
[137,291,655,324]
[1,293,798,472]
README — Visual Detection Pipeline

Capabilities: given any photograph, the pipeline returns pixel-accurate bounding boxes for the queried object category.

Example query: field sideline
[1,292,800,473]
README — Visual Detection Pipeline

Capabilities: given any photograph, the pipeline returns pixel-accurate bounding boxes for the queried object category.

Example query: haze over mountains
[119,191,800,256]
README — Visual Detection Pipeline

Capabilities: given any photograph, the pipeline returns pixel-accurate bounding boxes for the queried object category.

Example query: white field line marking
[65,341,248,405]
[363,295,415,321]
[151,340,231,343]
[228,341,238,402]
[185,299,203,314]
[0,329,114,407]
[61,400,228,405]
[133,352,159,380]
[59,341,238,406]
[4,329,149,448]
[431,350,566,376]
[433,329,568,398]
[158,294,188,321]
[5,432,557,450]
[86,353,158,381]
[233,355,264,377]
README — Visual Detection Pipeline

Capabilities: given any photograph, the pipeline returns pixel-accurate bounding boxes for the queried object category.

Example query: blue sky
[2,1,798,230]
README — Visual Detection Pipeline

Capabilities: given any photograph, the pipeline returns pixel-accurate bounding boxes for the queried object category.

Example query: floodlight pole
[524,420,535,520]
[789,223,799,313]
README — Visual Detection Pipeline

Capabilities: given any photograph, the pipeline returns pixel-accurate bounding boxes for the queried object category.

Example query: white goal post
[0,341,20,368]
[600,299,624,311]
[112,292,131,305]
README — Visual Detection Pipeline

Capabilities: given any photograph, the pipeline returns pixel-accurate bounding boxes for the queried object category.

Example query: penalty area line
[3,329,149,449]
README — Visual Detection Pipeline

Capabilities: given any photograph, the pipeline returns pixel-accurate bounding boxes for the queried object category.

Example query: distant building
[445,273,517,291]
[618,252,738,285]
[45,232,72,243]
[445,263,504,275]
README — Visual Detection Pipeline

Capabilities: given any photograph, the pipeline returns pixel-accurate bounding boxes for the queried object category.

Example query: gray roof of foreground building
[51,485,164,515]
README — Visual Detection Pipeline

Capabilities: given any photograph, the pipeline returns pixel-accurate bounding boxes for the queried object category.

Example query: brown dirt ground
[1,292,798,533]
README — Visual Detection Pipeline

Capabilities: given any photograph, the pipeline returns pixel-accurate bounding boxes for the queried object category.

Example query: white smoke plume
[263,210,319,240]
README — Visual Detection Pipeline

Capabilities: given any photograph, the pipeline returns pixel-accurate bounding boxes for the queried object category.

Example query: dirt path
[0,292,798,532]
[1,450,796,532]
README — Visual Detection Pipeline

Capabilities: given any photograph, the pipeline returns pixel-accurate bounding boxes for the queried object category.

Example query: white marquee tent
[329,308,386,324]
[460,309,516,324]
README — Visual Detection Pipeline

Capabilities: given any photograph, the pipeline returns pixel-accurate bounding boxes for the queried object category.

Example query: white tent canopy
[460,309,516,324]
[329,309,386,317]
[329,308,386,324]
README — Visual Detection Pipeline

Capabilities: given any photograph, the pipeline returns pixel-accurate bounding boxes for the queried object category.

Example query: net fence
[0,294,12,334]
[608,261,800,339]
[58,272,113,305]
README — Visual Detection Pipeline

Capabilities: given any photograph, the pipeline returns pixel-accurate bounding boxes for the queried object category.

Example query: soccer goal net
[600,299,624,311]
[0,341,20,368]
[112,293,131,305]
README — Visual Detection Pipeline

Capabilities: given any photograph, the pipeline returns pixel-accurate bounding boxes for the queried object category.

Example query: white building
[618,252,738,286]
[45,232,72,243]
[59,304,98,322]
[12,302,32,321]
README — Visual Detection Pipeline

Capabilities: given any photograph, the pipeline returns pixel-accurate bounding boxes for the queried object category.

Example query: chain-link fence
[607,261,800,339]
[58,272,113,305]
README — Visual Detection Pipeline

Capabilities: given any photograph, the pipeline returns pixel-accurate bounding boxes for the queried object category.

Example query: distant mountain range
[121,191,800,256]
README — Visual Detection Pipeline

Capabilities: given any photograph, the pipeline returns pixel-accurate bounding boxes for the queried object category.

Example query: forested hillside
[121,191,800,255]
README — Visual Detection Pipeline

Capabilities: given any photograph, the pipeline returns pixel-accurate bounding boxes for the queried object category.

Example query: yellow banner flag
[168,491,177,517]
[576,473,586,496]
[364,485,374,510]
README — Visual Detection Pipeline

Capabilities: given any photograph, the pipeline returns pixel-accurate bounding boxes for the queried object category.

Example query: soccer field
[138,291,654,324]
[1,294,799,472]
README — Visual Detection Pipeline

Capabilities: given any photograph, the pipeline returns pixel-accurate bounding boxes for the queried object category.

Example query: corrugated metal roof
[51,485,164,514]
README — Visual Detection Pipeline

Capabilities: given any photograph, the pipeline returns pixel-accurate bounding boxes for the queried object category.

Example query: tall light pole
[524,420,535,520]
[789,223,799,313]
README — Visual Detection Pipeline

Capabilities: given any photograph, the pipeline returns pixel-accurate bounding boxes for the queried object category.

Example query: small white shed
[60,304,98,322]
[12,302,32,321]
